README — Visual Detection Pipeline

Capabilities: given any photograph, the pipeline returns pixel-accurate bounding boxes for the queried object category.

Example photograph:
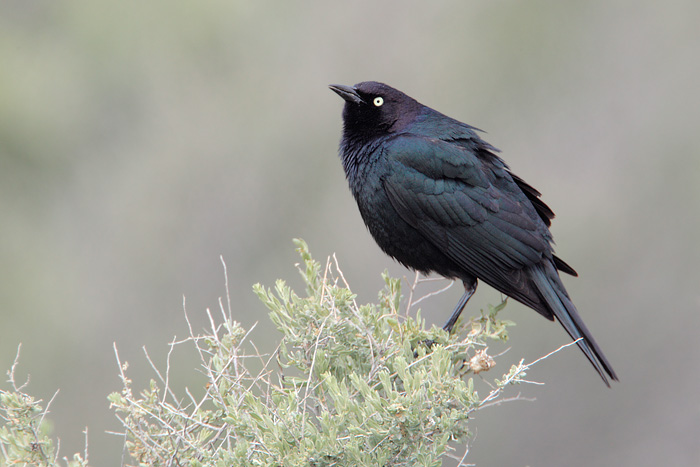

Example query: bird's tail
[530,262,618,386]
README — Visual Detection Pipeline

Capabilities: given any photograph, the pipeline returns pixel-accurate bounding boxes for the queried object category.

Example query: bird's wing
[381,134,555,312]
[509,172,577,276]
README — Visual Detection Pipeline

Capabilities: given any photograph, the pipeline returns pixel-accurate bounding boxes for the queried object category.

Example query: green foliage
[2,239,543,467]
[0,349,88,467]
[108,239,522,466]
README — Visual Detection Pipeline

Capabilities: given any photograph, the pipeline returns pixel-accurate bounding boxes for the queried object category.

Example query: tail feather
[530,262,618,386]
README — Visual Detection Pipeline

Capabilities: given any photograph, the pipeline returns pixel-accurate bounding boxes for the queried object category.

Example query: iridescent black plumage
[330,81,617,385]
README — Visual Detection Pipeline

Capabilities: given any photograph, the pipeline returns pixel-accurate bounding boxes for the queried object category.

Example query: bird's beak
[329,84,364,105]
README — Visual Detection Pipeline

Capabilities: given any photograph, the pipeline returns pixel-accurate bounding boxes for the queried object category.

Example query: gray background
[1,1,698,465]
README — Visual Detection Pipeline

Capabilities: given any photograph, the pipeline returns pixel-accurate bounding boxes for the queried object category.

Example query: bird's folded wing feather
[381,135,555,303]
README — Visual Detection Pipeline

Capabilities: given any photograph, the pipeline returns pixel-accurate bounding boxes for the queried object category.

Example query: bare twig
[477,338,583,410]
[8,344,30,391]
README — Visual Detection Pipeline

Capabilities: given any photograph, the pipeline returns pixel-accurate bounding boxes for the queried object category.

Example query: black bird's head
[329,81,423,139]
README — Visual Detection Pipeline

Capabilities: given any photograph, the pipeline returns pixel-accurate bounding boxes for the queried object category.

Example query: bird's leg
[442,278,478,333]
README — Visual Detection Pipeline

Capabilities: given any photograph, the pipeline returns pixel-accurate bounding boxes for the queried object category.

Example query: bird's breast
[348,165,461,279]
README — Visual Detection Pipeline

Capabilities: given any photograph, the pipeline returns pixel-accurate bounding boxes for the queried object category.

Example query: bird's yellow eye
[373,97,384,107]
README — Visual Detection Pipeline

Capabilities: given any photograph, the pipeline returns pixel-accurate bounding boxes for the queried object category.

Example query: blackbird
[330,81,617,385]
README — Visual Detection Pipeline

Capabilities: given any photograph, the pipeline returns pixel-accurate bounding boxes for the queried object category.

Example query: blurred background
[1,0,698,465]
